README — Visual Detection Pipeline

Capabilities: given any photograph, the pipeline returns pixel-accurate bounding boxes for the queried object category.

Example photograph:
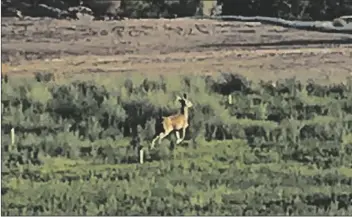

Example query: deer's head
[176,93,193,109]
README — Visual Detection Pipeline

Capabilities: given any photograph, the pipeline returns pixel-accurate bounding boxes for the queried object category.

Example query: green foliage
[2,73,352,215]
[117,0,201,18]
[221,0,352,20]
[119,0,352,19]
[4,0,351,20]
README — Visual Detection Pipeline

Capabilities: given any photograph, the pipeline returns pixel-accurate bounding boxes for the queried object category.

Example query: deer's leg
[175,131,182,144]
[151,135,159,149]
[159,130,172,142]
[151,130,172,149]
[179,127,187,143]
[176,127,187,144]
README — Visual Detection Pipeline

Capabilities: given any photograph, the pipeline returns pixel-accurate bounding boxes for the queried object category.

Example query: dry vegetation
[2,17,352,82]
[2,17,352,215]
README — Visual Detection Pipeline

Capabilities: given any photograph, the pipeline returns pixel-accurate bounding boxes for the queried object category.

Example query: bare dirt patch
[2,17,352,82]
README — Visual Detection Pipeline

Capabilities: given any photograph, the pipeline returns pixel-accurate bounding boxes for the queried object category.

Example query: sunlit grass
[2,72,352,215]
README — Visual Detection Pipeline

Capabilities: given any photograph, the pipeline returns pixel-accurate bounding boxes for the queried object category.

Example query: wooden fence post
[228,94,233,105]
[11,128,15,145]
[139,148,144,164]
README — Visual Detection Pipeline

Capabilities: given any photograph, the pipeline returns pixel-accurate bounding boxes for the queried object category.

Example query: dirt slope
[2,17,352,82]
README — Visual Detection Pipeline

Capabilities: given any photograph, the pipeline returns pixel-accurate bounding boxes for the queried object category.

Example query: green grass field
[2,72,352,215]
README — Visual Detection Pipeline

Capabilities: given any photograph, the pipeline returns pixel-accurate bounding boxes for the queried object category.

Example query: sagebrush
[2,72,352,215]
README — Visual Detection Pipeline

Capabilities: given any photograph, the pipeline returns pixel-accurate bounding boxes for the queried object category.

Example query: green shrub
[2,73,352,215]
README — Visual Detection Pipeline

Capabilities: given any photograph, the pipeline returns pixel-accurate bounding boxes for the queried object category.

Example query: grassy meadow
[1,72,352,215]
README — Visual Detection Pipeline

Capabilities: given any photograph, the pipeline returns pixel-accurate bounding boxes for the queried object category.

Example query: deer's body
[163,111,189,130]
[151,94,192,149]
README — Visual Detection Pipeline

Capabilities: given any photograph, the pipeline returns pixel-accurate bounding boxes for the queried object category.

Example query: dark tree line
[2,0,352,20]
[221,0,352,20]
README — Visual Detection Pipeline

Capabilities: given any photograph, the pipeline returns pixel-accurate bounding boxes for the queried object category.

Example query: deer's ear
[183,93,187,99]
[176,95,182,101]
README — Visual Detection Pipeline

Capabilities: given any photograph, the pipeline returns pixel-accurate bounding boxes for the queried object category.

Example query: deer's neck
[180,106,189,120]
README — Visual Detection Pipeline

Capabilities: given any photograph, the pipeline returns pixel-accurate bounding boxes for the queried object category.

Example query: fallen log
[193,15,352,35]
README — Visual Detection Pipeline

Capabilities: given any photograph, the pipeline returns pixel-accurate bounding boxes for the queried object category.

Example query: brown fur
[162,114,188,131]
[151,94,192,149]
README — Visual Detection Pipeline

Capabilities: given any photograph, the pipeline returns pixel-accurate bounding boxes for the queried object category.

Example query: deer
[151,93,193,149]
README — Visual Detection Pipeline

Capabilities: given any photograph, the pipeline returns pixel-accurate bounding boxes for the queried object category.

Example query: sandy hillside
[2,17,352,82]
